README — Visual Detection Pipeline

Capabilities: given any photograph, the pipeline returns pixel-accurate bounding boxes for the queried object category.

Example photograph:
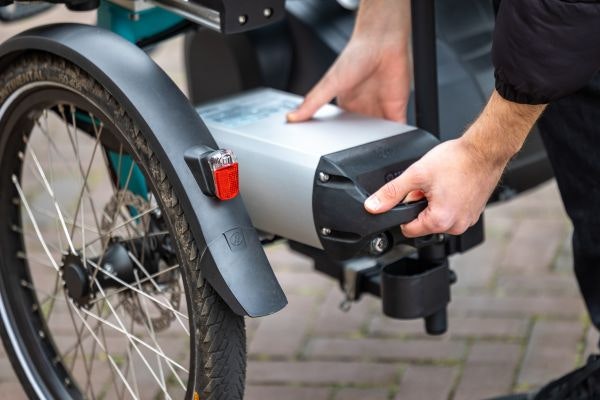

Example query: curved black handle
[383,199,428,226]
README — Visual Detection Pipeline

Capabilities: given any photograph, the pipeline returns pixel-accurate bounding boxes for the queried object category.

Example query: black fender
[0,23,287,317]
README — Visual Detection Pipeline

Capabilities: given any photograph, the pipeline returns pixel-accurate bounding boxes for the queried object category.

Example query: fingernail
[286,112,298,122]
[365,195,381,211]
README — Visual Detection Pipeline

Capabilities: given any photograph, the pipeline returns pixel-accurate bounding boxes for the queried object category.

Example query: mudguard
[0,23,287,317]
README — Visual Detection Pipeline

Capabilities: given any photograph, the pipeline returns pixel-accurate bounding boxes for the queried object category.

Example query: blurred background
[0,5,595,400]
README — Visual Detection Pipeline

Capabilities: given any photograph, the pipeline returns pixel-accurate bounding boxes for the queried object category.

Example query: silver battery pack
[196,88,417,249]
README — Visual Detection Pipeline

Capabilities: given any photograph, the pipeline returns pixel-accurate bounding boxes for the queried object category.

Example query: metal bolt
[369,235,389,255]
[318,172,330,182]
[321,227,331,236]
[238,14,247,25]
[104,263,115,275]
[38,330,45,339]
[263,7,273,18]
[437,233,445,242]
[64,377,72,387]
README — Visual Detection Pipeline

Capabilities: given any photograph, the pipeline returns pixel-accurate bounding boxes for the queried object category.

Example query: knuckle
[428,210,454,232]
[448,221,469,235]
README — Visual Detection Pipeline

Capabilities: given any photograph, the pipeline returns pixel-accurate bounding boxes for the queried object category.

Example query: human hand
[364,91,547,237]
[287,0,412,123]
[364,138,504,237]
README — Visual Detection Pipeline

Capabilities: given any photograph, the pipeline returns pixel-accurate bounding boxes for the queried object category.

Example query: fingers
[287,73,338,123]
[401,209,477,238]
[364,168,422,214]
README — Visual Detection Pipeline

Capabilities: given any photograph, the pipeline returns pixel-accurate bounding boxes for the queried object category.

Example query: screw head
[318,172,330,182]
[321,227,332,236]
[263,7,273,18]
[104,263,114,274]
[369,235,389,255]
[238,14,247,25]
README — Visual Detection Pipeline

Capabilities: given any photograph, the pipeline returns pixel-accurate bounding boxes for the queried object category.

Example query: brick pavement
[0,10,594,400]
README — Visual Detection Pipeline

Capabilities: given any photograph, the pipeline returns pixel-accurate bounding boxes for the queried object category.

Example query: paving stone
[249,295,316,358]
[496,274,579,297]
[451,239,503,290]
[247,361,398,385]
[312,287,375,336]
[0,381,27,400]
[518,320,584,388]
[370,315,528,339]
[454,364,516,400]
[453,342,522,400]
[500,218,566,274]
[266,244,314,273]
[451,294,585,319]
[304,337,464,362]
[0,356,19,382]
[394,365,457,400]
[276,270,333,296]
[334,387,389,400]
[245,385,331,400]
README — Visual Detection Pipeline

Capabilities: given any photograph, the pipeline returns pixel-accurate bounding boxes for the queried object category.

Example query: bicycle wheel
[0,53,246,399]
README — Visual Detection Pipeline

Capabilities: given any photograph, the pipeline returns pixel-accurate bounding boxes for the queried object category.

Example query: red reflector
[213,163,239,201]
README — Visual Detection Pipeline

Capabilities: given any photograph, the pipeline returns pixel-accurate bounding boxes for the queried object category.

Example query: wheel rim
[0,82,193,399]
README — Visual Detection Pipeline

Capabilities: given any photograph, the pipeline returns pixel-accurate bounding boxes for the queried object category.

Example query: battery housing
[197,88,438,255]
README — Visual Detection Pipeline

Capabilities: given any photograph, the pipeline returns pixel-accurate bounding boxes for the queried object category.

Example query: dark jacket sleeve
[493,0,600,104]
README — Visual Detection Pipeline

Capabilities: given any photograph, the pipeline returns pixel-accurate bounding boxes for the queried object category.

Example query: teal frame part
[97,1,184,43]
[97,0,185,199]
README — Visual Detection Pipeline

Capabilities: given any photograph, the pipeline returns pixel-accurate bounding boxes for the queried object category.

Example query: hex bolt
[369,235,389,255]
[238,14,247,25]
[321,227,332,236]
[318,172,330,182]
[263,7,273,18]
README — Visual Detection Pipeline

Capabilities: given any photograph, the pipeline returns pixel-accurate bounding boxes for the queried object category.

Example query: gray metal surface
[197,88,416,248]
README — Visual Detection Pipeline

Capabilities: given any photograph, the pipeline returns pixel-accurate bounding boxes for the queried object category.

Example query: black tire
[0,53,246,399]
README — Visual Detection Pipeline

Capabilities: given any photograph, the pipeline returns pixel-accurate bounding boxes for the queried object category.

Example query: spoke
[86,279,176,398]
[127,252,189,335]
[13,175,59,271]
[67,116,104,239]
[86,260,188,321]
[83,205,159,254]
[79,300,187,373]
[134,270,185,391]
[67,300,139,400]
[62,291,96,400]
[28,149,76,254]
[30,206,100,236]
[87,264,180,306]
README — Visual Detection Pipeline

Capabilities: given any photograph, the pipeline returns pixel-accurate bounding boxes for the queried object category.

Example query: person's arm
[365,91,546,237]
[287,0,412,123]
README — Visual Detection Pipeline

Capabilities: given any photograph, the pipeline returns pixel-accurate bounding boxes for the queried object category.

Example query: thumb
[287,73,338,123]
[364,171,421,214]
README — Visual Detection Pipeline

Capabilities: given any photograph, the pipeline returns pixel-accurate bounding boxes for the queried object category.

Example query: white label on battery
[199,96,300,129]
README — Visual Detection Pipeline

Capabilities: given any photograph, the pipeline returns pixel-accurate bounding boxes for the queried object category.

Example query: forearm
[353,0,411,47]
[462,90,546,170]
